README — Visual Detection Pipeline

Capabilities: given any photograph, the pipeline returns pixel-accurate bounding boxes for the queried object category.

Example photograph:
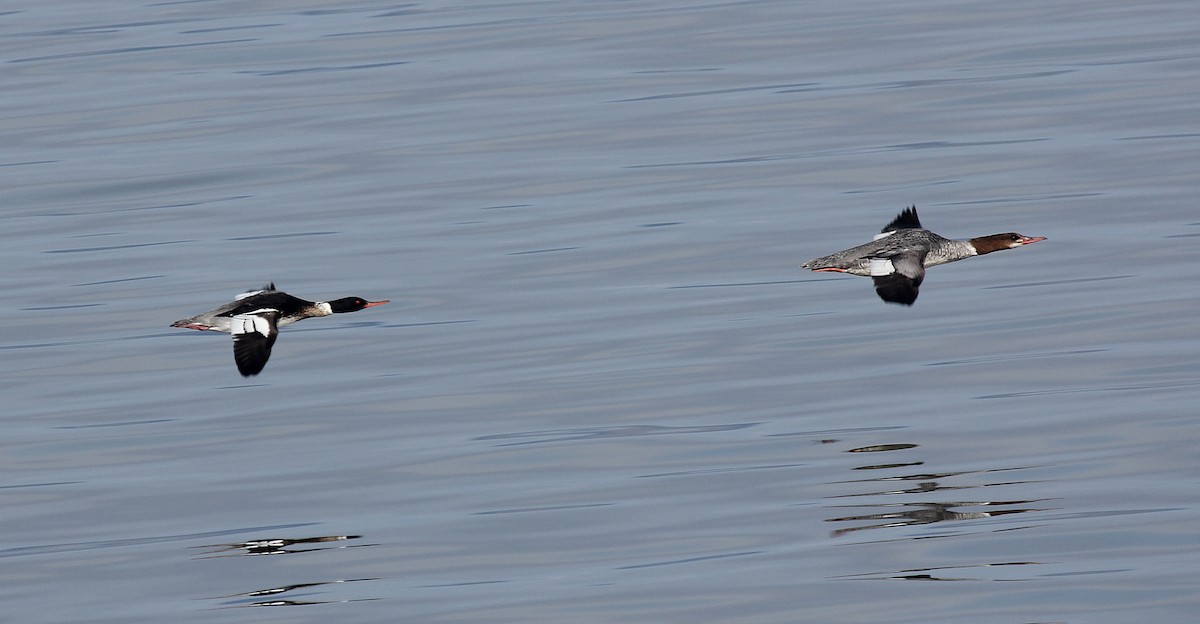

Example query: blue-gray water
[3,1,1198,622]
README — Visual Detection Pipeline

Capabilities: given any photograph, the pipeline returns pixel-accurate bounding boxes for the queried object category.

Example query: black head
[327,297,390,313]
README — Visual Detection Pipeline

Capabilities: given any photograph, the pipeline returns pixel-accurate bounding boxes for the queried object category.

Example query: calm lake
[2,1,1197,622]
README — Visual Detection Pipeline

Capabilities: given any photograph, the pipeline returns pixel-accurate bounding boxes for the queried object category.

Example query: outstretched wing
[869,249,926,306]
[881,206,922,234]
[230,309,280,376]
[234,282,277,301]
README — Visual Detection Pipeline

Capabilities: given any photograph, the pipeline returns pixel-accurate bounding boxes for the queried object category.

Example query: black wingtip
[882,206,922,233]
[235,356,267,377]
[872,274,920,306]
[233,335,275,376]
[239,282,277,297]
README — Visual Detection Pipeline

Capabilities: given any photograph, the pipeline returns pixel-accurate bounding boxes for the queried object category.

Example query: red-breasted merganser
[802,206,1045,305]
[170,283,389,376]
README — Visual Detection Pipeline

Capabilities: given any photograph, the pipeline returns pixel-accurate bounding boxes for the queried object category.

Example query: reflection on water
[198,535,378,608]
[212,578,380,608]
[831,561,1045,582]
[194,534,363,557]
[827,500,1047,538]
[825,443,1049,538]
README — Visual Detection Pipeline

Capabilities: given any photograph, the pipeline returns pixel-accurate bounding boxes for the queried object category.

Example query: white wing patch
[231,309,279,337]
[869,257,895,276]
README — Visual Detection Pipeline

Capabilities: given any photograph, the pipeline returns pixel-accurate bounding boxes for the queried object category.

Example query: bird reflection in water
[825,443,1050,537]
[214,578,380,608]
[194,534,364,557]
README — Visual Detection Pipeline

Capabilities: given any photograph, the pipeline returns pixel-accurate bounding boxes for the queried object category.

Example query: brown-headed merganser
[170,283,389,376]
[801,206,1045,305]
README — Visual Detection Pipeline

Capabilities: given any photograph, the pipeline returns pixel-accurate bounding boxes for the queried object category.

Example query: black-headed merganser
[170,283,389,376]
[801,206,1045,305]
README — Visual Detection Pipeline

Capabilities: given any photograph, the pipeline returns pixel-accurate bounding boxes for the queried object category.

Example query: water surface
[2,1,1198,622]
